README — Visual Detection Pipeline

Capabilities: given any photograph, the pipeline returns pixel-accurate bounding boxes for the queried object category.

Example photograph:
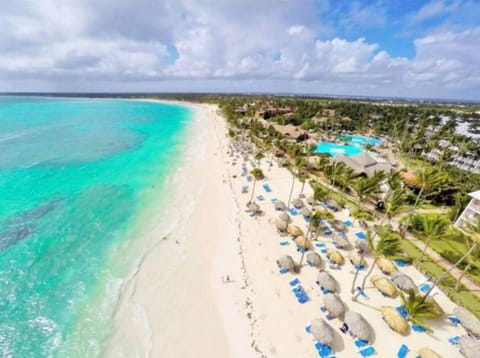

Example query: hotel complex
[455,191,480,230]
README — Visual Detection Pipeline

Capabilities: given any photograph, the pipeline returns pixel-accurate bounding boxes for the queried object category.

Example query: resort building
[455,190,480,230]
[272,124,309,142]
[331,151,391,177]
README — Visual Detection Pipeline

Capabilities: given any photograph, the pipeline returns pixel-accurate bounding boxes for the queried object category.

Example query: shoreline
[103,102,255,357]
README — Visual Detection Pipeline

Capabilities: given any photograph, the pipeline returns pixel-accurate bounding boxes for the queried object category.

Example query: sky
[1,0,479,100]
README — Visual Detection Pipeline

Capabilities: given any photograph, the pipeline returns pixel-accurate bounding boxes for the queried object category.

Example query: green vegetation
[217,95,480,319]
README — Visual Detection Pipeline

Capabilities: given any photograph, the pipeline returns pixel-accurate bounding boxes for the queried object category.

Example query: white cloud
[411,0,460,23]
[0,0,479,100]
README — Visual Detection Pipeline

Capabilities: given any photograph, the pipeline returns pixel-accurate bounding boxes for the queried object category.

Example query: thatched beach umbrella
[354,239,370,255]
[334,235,350,249]
[459,336,480,358]
[349,252,367,267]
[292,198,304,209]
[390,272,417,292]
[324,293,346,318]
[274,200,287,211]
[377,257,398,275]
[277,255,295,271]
[326,250,345,265]
[300,207,312,218]
[326,199,340,210]
[294,236,314,250]
[306,252,322,268]
[331,220,346,232]
[279,212,290,222]
[248,202,260,213]
[371,275,398,298]
[454,306,480,336]
[417,347,442,358]
[344,311,371,342]
[310,318,334,345]
[287,224,304,237]
[317,270,338,292]
[380,306,410,335]
[275,220,288,233]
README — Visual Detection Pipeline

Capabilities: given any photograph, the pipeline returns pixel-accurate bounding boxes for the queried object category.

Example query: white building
[455,191,480,230]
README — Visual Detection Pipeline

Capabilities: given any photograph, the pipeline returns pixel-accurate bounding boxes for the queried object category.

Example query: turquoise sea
[0,96,192,357]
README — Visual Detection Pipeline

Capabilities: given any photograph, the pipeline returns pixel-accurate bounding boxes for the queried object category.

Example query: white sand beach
[105,102,468,358]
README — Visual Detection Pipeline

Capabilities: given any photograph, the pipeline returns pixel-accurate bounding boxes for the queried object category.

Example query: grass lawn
[400,239,480,319]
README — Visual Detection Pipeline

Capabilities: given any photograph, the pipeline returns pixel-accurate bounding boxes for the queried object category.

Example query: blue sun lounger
[262,183,272,192]
[394,259,408,267]
[419,283,430,293]
[397,344,409,358]
[279,268,288,274]
[396,306,408,319]
[256,195,264,201]
[355,339,369,348]
[448,335,460,345]
[355,232,367,240]
[448,316,460,325]
[280,241,289,246]
[305,325,311,333]
[289,278,300,286]
[315,343,333,357]
[344,220,353,227]
[412,324,426,332]
[356,286,369,299]
[359,346,376,357]
[315,242,326,248]
[288,208,298,216]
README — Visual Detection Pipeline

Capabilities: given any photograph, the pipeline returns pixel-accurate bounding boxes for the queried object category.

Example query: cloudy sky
[1,0,479,100]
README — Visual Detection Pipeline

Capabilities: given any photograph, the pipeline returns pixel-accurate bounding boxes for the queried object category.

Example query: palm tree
[287,157,306,209]
[406,168,446,229]
[312,210,335,241]
[248,168,264,204]
[352,176,380,210]
[254,151,264,168]
[454,236,477,292]
[416,216,449,262]
[382,187,407,225]
[353,228,400,298]
[399,289,440,332]
[422,218,480,298]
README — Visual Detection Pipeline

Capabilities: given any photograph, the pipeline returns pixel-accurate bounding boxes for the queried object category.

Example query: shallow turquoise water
[314,142,363,156]
[337,134,381,146]
[0,96,191,356]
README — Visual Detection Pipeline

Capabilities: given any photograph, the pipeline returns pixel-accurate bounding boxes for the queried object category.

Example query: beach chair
[315,343,333,357]
[241,186,248,193]
[256,195,264,201]
[262,183,272,192]
[320,306,327,312]
[315,242,326,248]
[279,241,289,246]
[355,232,367,240]
[396,306,408,319]
[305,325,311,333]
[271,198,277,203]
[448,316,461,325]
[289,278,300,286]
[397,344,409,358]
[358,346,376,357]
[288,208,298,216]
[344,220,353,227]
[355,339,369,348]
[356,286,369,299]
[448,336,460,345]
[279,268,288,274]
[411,324,426,333]
[394,259,408,267]
[419,283,430,293]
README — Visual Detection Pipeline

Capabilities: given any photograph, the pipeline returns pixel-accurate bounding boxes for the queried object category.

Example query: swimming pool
[315,142,363,156]
[338,134,381,146]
